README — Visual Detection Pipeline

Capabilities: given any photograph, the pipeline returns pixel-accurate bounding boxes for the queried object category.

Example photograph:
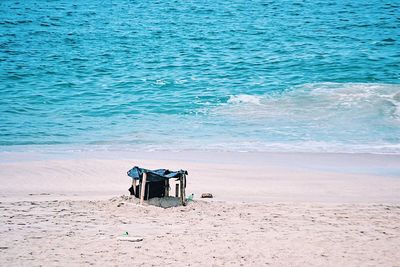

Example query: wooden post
[182,174,186,205]
[175,183,179,197]
[132,179,137,196]
[164,179,169,197]
[140,172,147,205]
[180,177,185,206]
[146,182,150,201]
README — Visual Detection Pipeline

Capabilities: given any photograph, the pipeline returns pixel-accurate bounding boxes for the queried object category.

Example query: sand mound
[109,195,183,208]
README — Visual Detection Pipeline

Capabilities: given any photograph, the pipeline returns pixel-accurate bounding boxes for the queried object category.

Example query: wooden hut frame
[135,171,187,206]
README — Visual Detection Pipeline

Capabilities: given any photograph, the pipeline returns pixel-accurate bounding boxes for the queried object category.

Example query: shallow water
[1,0,399,153]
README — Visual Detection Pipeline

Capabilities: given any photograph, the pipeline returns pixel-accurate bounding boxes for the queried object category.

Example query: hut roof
[127,166,188,182]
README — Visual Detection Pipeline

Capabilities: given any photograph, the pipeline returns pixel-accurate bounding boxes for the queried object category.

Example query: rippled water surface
[1,0,399,153]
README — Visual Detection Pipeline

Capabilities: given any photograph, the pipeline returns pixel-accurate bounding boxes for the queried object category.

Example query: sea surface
[1,0,399,153]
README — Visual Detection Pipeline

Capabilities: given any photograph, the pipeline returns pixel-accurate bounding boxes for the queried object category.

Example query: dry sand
[0,150,400,266]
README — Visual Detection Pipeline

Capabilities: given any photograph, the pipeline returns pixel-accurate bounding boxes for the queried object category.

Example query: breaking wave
[222,83,400,120]
[210,83,400,153]
[227,94,263,105]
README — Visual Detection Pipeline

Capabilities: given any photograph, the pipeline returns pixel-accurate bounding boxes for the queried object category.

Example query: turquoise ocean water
[1,1,399,153]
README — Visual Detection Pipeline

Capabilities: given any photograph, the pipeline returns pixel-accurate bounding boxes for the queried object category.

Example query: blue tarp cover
[127,166,188,182]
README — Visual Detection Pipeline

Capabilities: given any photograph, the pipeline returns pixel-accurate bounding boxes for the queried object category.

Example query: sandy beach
[1,150,399,266]
[2,0,400,265]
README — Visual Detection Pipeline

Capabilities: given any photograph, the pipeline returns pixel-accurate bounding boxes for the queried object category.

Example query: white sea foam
[210,83,400,154]
[218,83,400,121]
[227,94,263,105]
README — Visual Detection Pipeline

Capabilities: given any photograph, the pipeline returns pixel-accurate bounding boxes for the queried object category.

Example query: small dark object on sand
[201,193,213,198]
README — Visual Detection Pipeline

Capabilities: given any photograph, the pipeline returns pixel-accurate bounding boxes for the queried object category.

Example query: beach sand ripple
[1,197,399,266]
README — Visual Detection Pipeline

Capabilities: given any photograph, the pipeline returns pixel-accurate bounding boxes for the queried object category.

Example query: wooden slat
[140,172,147,205]
[146,182,150,201]
[180,177,184,206]
[132,179,137,196]
[165,179,169,197]
[175,183,179,197]
[182,174,186,206]
[183,174,186,206]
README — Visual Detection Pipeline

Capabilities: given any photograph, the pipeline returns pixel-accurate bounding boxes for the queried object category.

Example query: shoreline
[2,143,400,156]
